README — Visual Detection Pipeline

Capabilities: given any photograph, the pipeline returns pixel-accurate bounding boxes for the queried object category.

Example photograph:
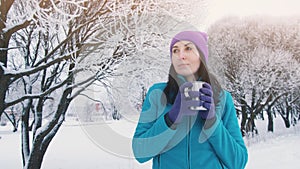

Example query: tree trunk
[0,36,9,118]
[251,113,258,135]
[21,99,33,166]
[240,96,247,137]
[24,89,71,169]
[23,64,74,169]
[33,98,43,137]
[24,150,44,169]
[267,109,274,132]
[284,105,291,128]
[245,112,258,137]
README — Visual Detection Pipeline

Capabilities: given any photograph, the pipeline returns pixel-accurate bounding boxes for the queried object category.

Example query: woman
[132,31,248,169]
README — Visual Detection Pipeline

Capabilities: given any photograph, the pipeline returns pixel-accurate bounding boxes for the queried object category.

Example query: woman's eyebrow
[173,42,193,48]
[184,42,193,46]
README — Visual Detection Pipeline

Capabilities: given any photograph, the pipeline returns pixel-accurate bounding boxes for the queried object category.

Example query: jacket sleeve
[199,91,248,169]
[132,84,176,163]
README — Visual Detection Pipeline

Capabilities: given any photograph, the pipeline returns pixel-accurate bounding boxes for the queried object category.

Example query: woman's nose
[179,51,186,59]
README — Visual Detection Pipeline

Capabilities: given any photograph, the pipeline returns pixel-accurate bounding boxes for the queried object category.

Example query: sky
[203,0,300,28]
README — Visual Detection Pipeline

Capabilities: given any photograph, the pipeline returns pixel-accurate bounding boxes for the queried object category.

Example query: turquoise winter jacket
[132,83,248,169]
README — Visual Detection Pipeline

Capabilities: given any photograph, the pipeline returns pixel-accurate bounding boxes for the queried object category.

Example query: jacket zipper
[187,116,191,169]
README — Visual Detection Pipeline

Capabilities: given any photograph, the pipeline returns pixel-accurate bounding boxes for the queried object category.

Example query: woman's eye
[186,47,192,51]
[172,49,179,53]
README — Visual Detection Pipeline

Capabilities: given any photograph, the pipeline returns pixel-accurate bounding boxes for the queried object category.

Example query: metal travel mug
[184,81,206,111]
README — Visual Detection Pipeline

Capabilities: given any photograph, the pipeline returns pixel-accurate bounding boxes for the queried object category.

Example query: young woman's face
[171,40,201,81]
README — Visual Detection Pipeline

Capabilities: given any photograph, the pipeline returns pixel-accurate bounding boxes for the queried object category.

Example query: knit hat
[170,31,208,62]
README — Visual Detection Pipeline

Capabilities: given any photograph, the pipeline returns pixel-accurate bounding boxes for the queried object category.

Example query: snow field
[1,116,300,169]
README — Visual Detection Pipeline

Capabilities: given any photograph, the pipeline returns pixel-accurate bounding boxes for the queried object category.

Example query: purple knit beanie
[170,31,208,62]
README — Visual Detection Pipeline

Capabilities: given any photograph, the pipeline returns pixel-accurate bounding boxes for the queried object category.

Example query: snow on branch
[5,50,78,80]
[5,74,72,107]
[32,0,88,27]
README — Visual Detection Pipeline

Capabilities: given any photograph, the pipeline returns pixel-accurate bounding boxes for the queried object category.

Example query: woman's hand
[198,82,215,120]
[167,82,200,124]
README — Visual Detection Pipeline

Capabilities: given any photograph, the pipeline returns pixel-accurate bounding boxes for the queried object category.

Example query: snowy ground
[1,116,300,169]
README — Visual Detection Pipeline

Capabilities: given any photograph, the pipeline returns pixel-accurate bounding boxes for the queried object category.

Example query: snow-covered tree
[83,0,209,117]
[208,16,300,136]
[1,0,209,168]
[1,0,150,168]
[1,1,119,168]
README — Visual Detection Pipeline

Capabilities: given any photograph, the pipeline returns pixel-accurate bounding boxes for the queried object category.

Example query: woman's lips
[178,64,189,67]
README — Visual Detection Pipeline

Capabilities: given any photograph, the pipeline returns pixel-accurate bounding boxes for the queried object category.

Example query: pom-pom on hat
[170,31,208,62]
